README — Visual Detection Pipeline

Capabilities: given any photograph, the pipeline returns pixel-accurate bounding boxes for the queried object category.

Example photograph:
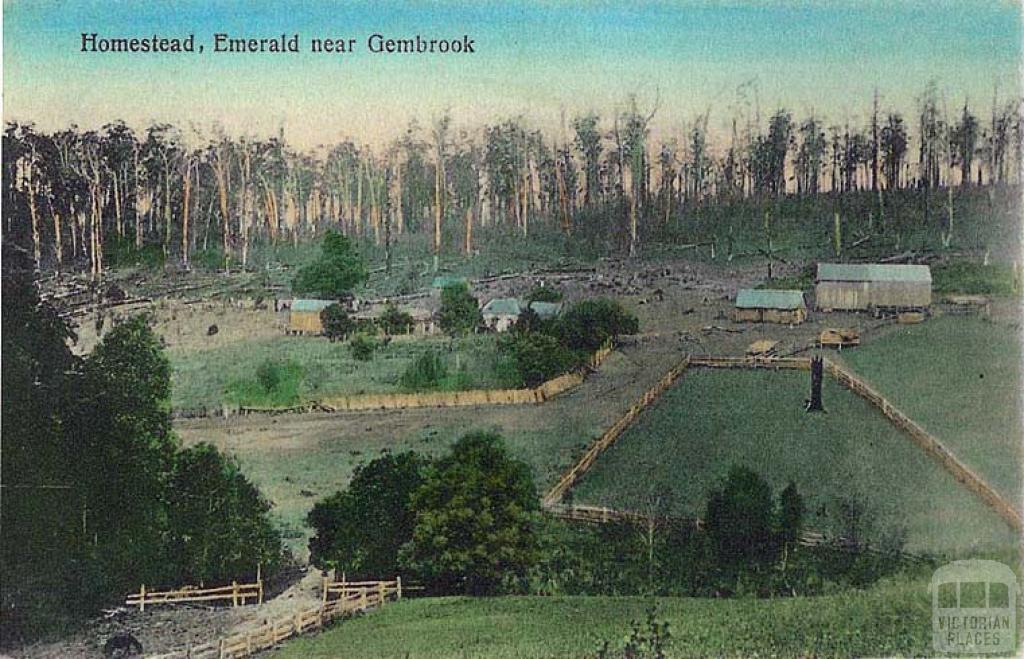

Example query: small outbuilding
[819,328,860,350]
[815,263,931,311]
[288,299,336,334]
[526,301,562,320]
[353,305,438,336]
[734,289,807,324]
[482,297,522,332]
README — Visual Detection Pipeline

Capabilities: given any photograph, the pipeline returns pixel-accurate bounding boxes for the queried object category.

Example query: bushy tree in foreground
[499,331,582,387]
[555,298,638,353]
[308,451,428,577]
[438,282,481,338]
[321,303,354,341]
[400,432,539,594]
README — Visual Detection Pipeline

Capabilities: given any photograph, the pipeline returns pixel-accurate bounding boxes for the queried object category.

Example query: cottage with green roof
[734,289,807,324]
[288,299,336,334]
[482,297,522,332]
[815,263,931,311]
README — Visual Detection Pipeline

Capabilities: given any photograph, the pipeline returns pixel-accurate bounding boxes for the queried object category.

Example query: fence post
[218,639,225,659]
[396,576,402,600]
[256,564,263,605]
[139,584,146,612]
[361,588,368,610]
[378,581,385,606]
[232,581,238,607]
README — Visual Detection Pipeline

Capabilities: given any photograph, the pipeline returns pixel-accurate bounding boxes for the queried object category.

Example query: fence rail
[127,580,263,612]
[542,354,691,507]
[823,359,1023,532]
[146,578,401,659]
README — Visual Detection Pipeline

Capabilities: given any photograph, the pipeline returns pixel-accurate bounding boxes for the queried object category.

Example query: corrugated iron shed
[482,298,522,316]
[528,301,562,318]
[735,289,806,310]
[291,299,336,313]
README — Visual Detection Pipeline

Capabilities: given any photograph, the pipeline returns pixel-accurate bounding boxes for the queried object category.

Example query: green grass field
[570,368,1017,556]
[270,576,937,658]
[839,316,1021,508]
[169,334,517,411]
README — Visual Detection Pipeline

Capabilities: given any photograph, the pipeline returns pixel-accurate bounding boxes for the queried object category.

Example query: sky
[3,0,1021,149]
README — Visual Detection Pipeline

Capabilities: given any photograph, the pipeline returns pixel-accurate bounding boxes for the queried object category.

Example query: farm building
[431,275,469,291]
[527,301,562,320]
[734,289,807,324]
[288,299,335,334]
[482,298,521,332]
[815,263,931,311]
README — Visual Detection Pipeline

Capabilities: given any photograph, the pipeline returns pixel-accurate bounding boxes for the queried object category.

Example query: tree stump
[806,356,825,412]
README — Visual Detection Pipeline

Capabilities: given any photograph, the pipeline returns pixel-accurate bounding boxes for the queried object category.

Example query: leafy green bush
[320,303,353,342]
[292,231,368,297]
[525,285,563,303]
[932,262,1017,296]
[349,333,377,361]
[104,235,166,270]
[400,350,449,390]
[193,246,228,271]
[256,359,284,393]
[498,331,582,387]
[379,303,415,335]
[439,282,482,337]
[555,298,638,353]
[227,359,304,406]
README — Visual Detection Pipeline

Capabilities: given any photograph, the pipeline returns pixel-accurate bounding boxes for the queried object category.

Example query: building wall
[484,313,518,332]
[763,308,806,324]
[816,281,930,310]
[290,311,323,334]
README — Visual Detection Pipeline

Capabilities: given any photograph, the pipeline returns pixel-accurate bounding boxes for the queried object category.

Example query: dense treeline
[0,240,283,643]
[4,83,1021,278]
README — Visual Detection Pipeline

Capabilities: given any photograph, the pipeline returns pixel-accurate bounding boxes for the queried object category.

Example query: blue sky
[3,1,1020,147]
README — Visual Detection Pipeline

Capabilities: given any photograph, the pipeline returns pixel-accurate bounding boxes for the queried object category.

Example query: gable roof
[482,297,522,316]
[735,289,806,310]
[291,299,336,313]
[817,263,932,283]
[528,301,562,319]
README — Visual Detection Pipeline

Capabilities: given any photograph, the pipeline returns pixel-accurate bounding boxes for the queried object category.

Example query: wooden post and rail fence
[543,353,1022,535]
[144,578,402,659]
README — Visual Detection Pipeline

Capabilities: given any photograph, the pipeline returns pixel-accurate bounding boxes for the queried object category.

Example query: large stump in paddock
[806,356,825,412]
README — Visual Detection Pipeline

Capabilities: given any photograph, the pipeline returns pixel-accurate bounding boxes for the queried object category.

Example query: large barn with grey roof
[815,263,932,311]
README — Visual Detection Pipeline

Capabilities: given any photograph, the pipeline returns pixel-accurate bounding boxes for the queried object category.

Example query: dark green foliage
[704,466,776,568]
[555,298,638,353]
[307,451,428,577]
[256,358,284,393]
[400,432,539,595]
[320,303,354,341]
[105,235,167,270]
[349,333,377,361]
[525,285,563,303]
[400,350,449,390]
[438,282,482,338]
[931,262,1017,296]
[379,303,414,335]
[777,481,806,547]
[292,231,367,297]
[498,331,582,387]
[166,443,282,585]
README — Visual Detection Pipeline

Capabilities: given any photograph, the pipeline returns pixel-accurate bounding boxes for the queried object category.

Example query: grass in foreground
[572,369,1017,556]
[270,577,937,658]
[840,315,1022,507]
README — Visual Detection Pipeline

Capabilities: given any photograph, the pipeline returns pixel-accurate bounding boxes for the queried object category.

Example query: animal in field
[103,632,143,657]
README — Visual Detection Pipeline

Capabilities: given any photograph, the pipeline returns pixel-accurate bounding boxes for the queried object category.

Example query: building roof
[354,305,433,321]
[291,299,336,313]
[482,297,522,316]
[735,289,806,310]
[431,275,469,289]
[817,263,932,283]
[527,301,562,319]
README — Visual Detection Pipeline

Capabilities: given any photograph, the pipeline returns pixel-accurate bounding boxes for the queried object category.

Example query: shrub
[525,285,563,303]
[555,298,638,353]
[400,350,449,390]
[349,334,377,361]
[321,303,354,342]
[256,359,284,393]
[379,303,415,335]
[438,282,482,338]
[499,331,582,387]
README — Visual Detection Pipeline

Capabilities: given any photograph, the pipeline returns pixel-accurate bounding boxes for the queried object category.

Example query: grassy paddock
[270,577,938,658]
[839,315,1022,506]
[169,334,517,411]
[571,368,1017,556]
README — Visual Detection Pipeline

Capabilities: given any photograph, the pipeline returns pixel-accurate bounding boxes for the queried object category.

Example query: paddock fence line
[689,355,812,370]
[144,578,402,659]
[547,503,931,564]
[127,579,263,612]
[542,354,692,508]
[228,339,616,416]
[823,359,1023,533]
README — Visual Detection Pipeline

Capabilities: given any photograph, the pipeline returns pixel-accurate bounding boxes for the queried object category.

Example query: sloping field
[571,368,1017,556]
[269,577,934,658]
[840,315,1021,508]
